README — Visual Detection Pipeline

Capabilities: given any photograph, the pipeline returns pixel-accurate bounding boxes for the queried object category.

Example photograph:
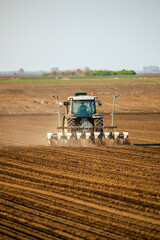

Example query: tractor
[47,92,129,146]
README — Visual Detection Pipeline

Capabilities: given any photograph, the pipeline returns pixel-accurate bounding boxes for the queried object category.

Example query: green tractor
[63,92,103,134]
[47,93,129,146]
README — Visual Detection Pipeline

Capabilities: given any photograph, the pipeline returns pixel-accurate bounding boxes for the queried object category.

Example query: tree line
[44,69,136,77]
[84,69,136,76]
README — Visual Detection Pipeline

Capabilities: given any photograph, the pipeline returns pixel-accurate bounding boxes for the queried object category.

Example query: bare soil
[0,78,160,239]
[0,79,160,115]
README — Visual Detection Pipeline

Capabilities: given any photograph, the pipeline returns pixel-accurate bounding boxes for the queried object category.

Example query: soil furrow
[0,199,124,240]
[1,192,159,240]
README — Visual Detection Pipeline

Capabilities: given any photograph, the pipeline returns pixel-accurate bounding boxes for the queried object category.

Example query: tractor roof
[68,95,98,101]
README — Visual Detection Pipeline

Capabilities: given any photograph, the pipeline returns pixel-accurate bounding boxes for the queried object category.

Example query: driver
[78,102,88,114]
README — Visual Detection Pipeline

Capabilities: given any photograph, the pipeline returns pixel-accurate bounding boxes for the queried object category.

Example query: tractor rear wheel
[63,117,76,134]
[94,118,103,133]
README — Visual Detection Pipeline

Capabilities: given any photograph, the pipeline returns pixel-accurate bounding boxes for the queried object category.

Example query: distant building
[143,65,160,73]
[17,68,25,75]
[51,67,59,72]
[85,66,90,71]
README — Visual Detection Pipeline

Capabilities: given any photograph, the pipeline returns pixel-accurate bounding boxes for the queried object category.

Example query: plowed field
[0,144,160,239]
[0,77,160,239]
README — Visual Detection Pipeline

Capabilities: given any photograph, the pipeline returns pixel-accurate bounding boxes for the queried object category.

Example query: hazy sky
[0,0,160,71]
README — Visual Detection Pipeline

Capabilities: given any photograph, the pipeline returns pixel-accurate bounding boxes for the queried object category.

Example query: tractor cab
[72,99,96,115]
[66,93,101,118]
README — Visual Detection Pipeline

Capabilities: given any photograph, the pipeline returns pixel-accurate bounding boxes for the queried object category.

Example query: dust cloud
[0,114,58,147]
